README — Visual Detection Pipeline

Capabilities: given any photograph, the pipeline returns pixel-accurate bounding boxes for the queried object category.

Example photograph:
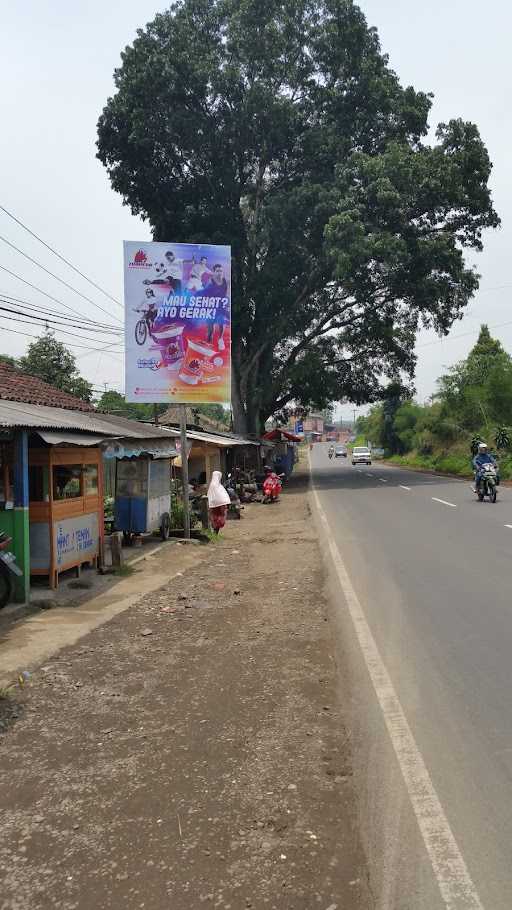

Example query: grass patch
[113,563,136,577]
[387,451,472,476]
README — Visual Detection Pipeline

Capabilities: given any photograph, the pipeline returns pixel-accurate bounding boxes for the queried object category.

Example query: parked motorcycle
[234,467,259,503]
[0,531,22,609]
[476,463,498,503]
[226,473,242,519]
[262,470,284,504]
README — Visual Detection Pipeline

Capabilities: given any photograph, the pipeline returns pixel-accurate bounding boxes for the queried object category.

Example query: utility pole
[179,404,191,539]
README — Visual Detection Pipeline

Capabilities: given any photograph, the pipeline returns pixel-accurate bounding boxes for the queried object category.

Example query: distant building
[303,412,324,437]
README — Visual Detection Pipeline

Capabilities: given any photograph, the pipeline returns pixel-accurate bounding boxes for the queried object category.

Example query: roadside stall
[0,362,181,602]
[114,456,172,542]
[262,429,301,478]
[28,436,104,589]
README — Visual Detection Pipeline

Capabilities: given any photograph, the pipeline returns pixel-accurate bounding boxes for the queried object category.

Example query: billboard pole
[179,404,191,539]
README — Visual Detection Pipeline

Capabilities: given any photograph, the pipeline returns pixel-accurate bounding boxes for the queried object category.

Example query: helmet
[478,442,488,451]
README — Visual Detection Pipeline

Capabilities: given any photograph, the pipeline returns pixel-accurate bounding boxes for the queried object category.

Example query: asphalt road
[311,445,512,910]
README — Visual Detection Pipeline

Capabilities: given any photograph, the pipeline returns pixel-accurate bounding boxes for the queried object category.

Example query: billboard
[124,240,231,403]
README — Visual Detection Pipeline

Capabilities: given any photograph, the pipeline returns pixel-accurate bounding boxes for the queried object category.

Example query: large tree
[438,325,512,431]
[97,0,499,433]
[20,332,93,402]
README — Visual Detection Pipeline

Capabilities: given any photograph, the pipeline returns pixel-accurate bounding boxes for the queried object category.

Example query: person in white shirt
[165,249,192,293]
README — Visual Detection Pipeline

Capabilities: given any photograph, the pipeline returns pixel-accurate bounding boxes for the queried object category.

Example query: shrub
[170,498,198,530]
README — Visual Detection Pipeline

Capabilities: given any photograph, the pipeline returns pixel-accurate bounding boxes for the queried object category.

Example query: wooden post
[48,447,56,589]
[98,452,105,571]
[179,404,191,539]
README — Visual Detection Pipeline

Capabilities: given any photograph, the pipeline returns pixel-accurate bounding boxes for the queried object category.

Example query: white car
[352,446,372,465]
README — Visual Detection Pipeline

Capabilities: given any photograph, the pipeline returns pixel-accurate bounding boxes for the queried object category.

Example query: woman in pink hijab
[207,470,231,534]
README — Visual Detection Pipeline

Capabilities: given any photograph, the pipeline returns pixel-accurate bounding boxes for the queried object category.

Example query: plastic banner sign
[124,241,231,403]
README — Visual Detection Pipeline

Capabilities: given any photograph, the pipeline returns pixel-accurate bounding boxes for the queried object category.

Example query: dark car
[335,445,347,457]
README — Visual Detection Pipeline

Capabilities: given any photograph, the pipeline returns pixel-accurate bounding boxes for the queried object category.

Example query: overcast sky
[1,1,510,406]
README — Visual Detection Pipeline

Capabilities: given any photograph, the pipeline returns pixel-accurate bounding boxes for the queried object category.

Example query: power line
[0,312,125,348]
[0,301,122,336]
[75,339,126,359]
[0,293,122,332]
[0,263,120,327]
[0,233,122,325]
[0,204,122,308]
[0,312,124,347]
[417,317,512,350]
[0,323,124,357]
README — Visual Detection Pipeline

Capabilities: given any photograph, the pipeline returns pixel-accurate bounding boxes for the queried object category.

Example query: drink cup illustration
[151,324,185,367]
[179,339,216,385]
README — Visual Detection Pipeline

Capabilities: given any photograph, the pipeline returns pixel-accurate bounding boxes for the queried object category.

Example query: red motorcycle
[262,469,284,504]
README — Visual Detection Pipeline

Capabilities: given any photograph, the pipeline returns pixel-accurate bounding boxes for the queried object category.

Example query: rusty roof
[0,362,94,412]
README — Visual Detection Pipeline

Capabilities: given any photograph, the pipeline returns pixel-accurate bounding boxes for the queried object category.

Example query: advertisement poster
[124,240,231,403]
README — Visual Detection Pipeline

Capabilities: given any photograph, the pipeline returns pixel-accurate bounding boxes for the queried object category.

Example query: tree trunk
[231,379,248,435]
[232,370,266,436]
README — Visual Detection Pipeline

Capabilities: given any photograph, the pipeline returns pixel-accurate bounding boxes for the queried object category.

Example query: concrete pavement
[311,445,512,910]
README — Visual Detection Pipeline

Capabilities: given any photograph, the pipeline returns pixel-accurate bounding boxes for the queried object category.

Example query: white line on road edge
[505,525,512,530]
[400,485,411,491]
[311,484,484,909]
[432,497,457,509]
[378,478,388,483]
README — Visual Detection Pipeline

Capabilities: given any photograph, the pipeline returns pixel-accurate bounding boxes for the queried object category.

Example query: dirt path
[0,470,371,910]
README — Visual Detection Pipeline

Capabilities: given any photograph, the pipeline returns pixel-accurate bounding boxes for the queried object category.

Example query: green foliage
[437,325,512,432]
[372,326,512,475]
[170,499,198,531]
[494,426,511,450]
[96,390,166,421]
[470,435,481,456]
[113,564,135,577]
[193,404,230,427]
[19,331,93,402]
[97,0,498,433]
[0,354,18,368]
[104,496,114,524]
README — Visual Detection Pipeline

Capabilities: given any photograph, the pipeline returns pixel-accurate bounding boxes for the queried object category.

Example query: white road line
[400,485,411,491]
[379,478,388,483]
[505,524,512,530]
[311,485,484,910]
[432,497,457,509]
[366,473,373,477]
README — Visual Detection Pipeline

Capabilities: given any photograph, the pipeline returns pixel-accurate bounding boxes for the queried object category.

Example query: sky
[1,0,511,407]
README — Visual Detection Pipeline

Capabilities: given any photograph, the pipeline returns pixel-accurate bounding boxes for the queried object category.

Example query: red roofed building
[0,362,94,412]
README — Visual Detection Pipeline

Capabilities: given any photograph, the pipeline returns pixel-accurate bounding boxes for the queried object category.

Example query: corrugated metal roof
[37,431,107,447]
[185,429,260,448]
[0,400,180,439]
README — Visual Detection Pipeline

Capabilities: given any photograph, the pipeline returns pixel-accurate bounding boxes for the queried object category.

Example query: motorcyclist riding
[473,442,498,493]
[328,444,335,458]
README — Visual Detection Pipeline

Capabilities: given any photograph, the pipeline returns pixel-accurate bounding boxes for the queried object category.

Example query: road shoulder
[0,468,372,909]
